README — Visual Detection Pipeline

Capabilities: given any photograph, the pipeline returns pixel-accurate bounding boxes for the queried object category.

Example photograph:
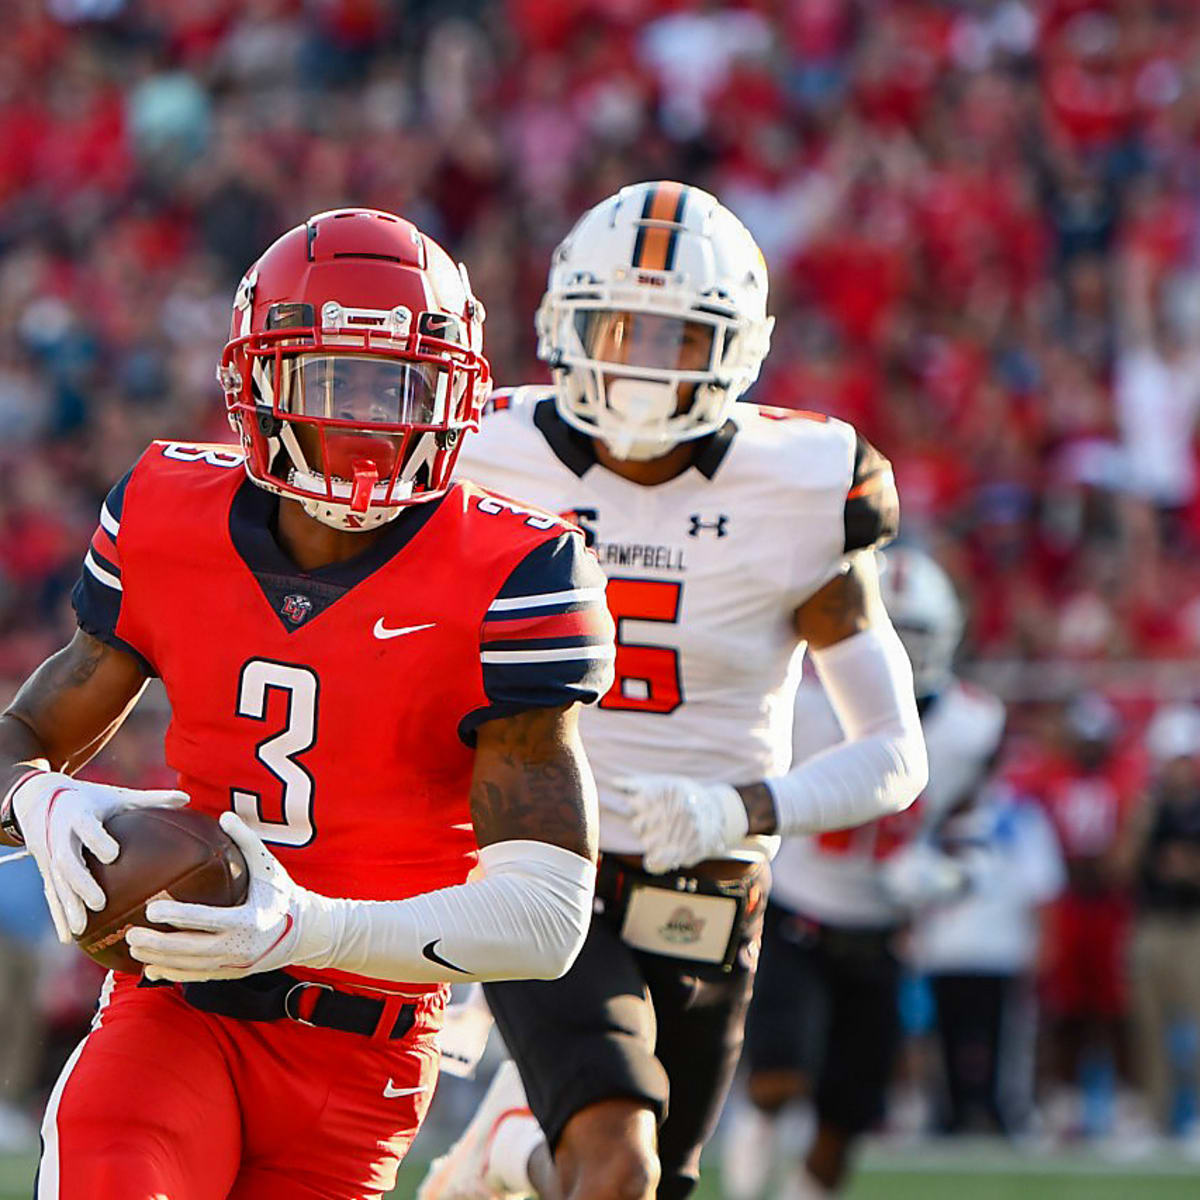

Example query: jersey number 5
[232,659,318,846]
[600,578,683,715]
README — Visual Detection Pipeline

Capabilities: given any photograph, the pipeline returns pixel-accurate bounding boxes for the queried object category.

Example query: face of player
[282,353,442,480]
[576,310,715,415]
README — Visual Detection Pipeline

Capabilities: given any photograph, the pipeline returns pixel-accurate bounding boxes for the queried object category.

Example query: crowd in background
[2,0,1200,1165]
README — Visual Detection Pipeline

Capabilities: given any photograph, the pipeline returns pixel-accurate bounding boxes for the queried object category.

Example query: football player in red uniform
[1025,695,1146,1138]
[0,208,615,1200]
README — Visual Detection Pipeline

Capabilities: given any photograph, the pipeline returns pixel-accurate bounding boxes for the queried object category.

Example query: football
[77,807,249,974]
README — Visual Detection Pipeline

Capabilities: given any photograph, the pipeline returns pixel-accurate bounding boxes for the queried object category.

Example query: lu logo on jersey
[281,593,313,625]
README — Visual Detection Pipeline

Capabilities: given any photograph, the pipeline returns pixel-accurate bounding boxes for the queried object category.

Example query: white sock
[777,1166,833,1199]
[486,1110,544,1195]
[721,1102,778,1200]
[777,1102,817,1159]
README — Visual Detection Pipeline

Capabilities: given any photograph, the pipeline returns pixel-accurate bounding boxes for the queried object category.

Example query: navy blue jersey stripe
[461,657,614,746]
[71,460,155,674]
[483,598,599,622]
[71,578,155,676]
[103,467,135,526]
[88,546,121,579]
[480,656,612,696]
[475,533,614,740]
[492,534,600,602]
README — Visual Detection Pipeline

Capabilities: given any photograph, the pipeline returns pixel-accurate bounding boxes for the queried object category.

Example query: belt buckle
[283,980,334,1026]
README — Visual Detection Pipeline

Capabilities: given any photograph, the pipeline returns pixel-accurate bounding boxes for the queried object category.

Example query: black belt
[597,854,764,907]
[177,970,417,1040]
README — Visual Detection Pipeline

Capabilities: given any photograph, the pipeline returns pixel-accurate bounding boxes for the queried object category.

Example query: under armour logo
[688,514,729,538]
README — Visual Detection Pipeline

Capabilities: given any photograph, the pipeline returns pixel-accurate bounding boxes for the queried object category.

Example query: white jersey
[771,675,1006,926]
[911,786,1065,974]
[456,387,894,858]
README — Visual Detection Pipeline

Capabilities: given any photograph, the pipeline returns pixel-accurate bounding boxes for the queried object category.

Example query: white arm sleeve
[766,623,928,835]
[299,840,595,984]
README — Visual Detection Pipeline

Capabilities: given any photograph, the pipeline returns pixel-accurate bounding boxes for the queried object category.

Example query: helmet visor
[283,353,444,425]
[573,310,715,372]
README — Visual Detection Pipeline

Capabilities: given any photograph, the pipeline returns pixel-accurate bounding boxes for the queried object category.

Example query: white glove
[10,770,189,942]
[621,774,749,874]
[127,812,331,982]
[876,842,966,912]
[438,984,496,1078]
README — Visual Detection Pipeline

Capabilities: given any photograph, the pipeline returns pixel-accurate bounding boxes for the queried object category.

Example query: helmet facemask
[539,277,771,461]
[220,299,489,530]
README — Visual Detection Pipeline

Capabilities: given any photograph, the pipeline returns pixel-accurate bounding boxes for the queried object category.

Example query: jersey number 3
[600,578,683,715]
[232,659,319,846]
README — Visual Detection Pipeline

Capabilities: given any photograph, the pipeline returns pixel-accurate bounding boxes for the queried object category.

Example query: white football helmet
[536,181,774,461]
[879,546,965,700]
[1145,703,1200,764]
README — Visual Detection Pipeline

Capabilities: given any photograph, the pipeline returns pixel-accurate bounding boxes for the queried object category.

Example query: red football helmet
[218,208,490,530]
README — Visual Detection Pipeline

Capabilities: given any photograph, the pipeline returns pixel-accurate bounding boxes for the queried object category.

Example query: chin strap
[350,460,379,514]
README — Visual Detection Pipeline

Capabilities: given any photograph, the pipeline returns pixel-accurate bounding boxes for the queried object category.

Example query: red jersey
[72,440,614,991]
[1032,756,1143,863]
[1022,750,1145,896]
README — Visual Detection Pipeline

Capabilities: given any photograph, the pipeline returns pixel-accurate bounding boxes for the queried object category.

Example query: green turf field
[5,1143,1198,1197]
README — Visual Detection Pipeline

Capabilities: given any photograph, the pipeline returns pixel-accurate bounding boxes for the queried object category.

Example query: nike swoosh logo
[373,620,436,640]
[422,939,468,974]
[383,1080,428,1098]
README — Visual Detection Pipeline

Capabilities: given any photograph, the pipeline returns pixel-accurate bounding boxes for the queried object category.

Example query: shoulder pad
[754,405,832,424]
[482,388,516,416]
[149,441,246,471]
[844,435,899,554]
[480,385,554,421]
[464,483,575,536]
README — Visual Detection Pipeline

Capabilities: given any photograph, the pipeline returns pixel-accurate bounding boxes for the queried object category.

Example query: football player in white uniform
[419,181,927,1200]
[725,546,1006,1198]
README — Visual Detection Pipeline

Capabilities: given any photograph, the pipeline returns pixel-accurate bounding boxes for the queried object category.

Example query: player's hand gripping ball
[78,807,249,973]
[127,811,321,982]
[8,769,241,959]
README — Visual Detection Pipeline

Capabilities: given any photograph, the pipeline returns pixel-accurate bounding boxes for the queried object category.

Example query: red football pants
[38,974,442,1200]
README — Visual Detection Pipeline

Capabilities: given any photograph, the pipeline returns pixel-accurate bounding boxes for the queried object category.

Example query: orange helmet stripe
[631,182,688,270]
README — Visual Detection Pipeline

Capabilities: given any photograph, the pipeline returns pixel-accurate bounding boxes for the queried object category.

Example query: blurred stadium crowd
[2,0,1200,1169]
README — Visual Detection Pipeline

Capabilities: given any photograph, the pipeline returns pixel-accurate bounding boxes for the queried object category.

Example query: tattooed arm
[0,630,149,846]
[469,703,597,861]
